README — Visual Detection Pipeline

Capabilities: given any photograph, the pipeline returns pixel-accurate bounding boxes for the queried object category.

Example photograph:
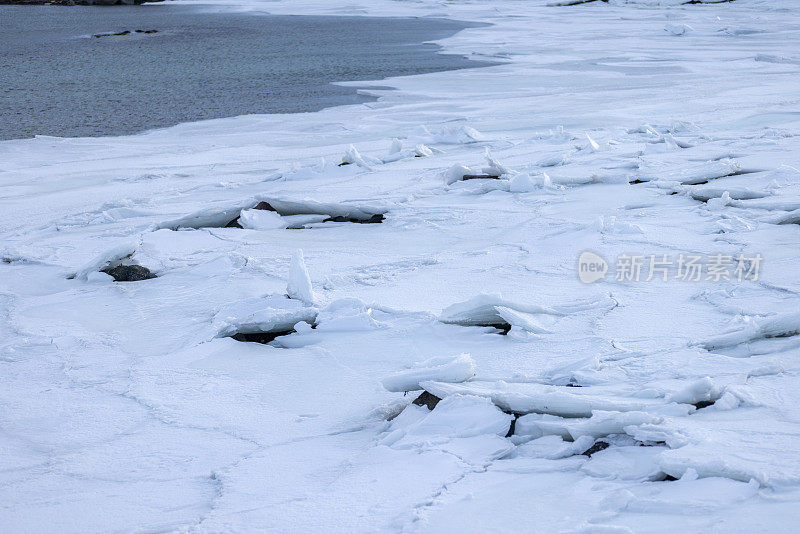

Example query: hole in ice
[654,473,679,481]
[505,414,519,437]
[581,440,610,456]
[693,399,716,410]
[231,329,297,344]
[412,390,442,410]
[462,174,502,181]
[101,264,157,282]
[324,213,385,224]
[456,321,513,335]
[554,0,609,6]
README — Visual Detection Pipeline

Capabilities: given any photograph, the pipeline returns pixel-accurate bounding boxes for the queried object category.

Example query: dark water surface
[0,5,486,140]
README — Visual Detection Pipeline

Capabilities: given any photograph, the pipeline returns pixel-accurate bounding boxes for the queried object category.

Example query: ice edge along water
[1,0,800,532]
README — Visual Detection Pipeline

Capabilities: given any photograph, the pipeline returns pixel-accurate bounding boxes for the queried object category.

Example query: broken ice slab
[381,353,476,392]
[633,159,748,185]
[679,185,769,202]
[514,410,663,441]
[230,198,387,228]
[158,198,388,231]
[259,198,387,224]
[439,294,563,332]
[380,394,513,451]
[213,295,318,341]
[419,381,694,418]
[438,294,613,334]
[700,311,800,351]
[158,202,258,230]
[67,242,139,280]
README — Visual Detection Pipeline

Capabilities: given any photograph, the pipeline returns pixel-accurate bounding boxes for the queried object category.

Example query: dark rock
[582,440,610,456]
[102,264,156,282]
[412,390,441,410]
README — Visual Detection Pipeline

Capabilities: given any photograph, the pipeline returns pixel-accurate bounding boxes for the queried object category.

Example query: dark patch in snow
[505,414,519,437]
[102,264,156,282]
[412,390,442,410]
[683,0,735,4]
[765,330,800,339]
[93,30,159,39]
[655,473,679,481]
[324,213,385,224]
[693,399,716,410]
[231,329,296,344]
[553,0,608,5]
[450,321,512,335]
[581,440,610,456]
[461,174,501,181]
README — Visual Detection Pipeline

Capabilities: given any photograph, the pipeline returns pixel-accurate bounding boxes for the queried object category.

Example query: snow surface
[2,0,800,531]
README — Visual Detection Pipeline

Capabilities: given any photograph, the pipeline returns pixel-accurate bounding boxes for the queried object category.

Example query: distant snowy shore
[2,0,800,532]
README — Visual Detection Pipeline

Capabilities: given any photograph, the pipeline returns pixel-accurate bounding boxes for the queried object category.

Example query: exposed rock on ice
[413,391,442,410]
[102,264,157,282]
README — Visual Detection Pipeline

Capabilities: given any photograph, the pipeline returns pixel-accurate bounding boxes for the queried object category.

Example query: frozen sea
[1,0,800,532]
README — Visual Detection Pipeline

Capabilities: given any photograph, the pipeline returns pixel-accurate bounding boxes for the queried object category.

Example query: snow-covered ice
[2,0,800,531]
